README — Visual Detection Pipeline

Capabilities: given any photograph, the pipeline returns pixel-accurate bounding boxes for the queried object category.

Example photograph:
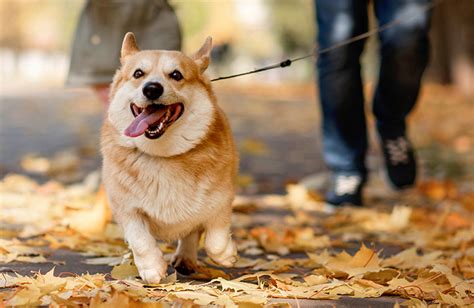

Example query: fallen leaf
[111,261,139,280]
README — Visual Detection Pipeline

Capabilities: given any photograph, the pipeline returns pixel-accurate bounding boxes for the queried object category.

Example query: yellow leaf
[111,262,139,280]
[312,245,383,278]
[437,292,467,306]
[303,275,328,286]
[213,294,238,308]
[233,256,261,268]
[84,256,122,266]
[38,268,67,294]
[188,264,230,280]
[211,277,259,292]
[239,138,269,156]
[167,291,217,305]
[6,285,42,306]
[389,205,412,230]
[382,248,442,270]
[231,292,267,304]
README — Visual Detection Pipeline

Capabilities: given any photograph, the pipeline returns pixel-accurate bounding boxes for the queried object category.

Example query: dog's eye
[169,70,183,81]
[133,69,145,79]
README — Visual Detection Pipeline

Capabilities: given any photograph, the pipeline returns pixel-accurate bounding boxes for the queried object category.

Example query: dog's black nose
[142,82,164,100]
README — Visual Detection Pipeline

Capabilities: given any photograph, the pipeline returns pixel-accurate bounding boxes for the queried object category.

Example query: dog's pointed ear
[121,32,139,64]
[192,37,212,73]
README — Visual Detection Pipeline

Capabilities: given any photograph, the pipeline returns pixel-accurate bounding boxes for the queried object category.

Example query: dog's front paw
[139,268,166,284]
[207,240,238,267]
[171,254,197,276]
[137,260,168,284]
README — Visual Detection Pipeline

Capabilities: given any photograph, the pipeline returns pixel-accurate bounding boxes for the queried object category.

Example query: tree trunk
[427,0,474,95]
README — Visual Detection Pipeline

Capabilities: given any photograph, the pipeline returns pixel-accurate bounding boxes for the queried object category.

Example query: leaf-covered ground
[1,172,473,307]
[1,83,473,306]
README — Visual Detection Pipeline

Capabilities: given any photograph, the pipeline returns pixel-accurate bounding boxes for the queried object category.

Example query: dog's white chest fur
[103,151,229,241]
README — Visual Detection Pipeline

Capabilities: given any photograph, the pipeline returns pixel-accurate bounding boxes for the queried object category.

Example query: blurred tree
[0,0,83,51]
[267,0,315,54]
[170,0,209,52]
[0,0,23,50]
[427,0,473,95]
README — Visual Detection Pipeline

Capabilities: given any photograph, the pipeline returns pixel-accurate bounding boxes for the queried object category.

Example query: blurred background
[0,0,473,195]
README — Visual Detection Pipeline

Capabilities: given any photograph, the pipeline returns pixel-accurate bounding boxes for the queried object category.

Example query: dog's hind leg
[171,230,200,275]
[204,210,238,267]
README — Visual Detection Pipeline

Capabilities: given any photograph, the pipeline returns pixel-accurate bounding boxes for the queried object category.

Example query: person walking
[315,0,431,205]
[67,0,181,104]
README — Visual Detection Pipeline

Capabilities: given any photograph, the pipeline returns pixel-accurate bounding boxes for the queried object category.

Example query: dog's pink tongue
[124,105,166,137]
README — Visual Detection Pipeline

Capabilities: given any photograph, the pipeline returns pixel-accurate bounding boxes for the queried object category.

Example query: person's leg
[315,0,369,205]
[373,0,431,188]
[67,0,181,107]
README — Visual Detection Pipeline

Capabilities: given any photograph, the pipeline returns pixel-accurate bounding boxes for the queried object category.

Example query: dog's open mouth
[124,103,184,139]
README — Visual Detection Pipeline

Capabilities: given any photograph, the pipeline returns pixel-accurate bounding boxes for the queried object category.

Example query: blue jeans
[315,0,431,175]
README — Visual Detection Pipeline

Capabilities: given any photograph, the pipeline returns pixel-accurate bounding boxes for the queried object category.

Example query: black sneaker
[381,136,416,189]
[326,173,366,206]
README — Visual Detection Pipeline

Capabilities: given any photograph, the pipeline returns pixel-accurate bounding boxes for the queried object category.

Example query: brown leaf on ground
[1,173,473,306]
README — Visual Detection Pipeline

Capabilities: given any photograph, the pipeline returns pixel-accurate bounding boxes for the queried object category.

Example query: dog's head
[108,32,215,157]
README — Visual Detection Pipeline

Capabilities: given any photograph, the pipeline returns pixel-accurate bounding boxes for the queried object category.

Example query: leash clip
[280,59,292,68]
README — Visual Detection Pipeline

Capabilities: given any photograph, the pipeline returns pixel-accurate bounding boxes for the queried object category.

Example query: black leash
[210,0,442,82]
[210,53,314,82]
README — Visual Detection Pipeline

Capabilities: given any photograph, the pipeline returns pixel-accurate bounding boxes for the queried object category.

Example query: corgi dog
[101,32,238,283]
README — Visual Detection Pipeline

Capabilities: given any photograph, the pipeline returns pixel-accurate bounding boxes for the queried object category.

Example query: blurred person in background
[67,0,181,104]
[315,0,431,206]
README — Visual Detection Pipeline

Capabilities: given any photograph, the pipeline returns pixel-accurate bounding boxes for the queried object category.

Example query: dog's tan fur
[101,33,238,283]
